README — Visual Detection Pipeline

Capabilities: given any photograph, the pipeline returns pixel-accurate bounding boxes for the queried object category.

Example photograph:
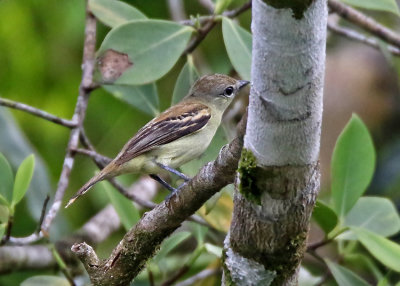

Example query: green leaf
[312,200,338,234]
[102,181,140,231]
[89,0,147,28]
[215,0,233,14]
[222,17,252,80]
[0,223,6,239]
[0,153,13,204]
[103,83,159,116]
[205,191,222,215]
[353,228,400,272]
[204,243,222,257]
[341,0,399,16]
[12,154,35,206]
[339,197,400,240]
[153,231,191,262]
[191,222,208,245]
[171,56,199,105]
[331,114,375,219]
[325,259,371,286]
[21,275,70,286]
[0,205,9,223]
[97,20,194,85]
[344,253,383,281]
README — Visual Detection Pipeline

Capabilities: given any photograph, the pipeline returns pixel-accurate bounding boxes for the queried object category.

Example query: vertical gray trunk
[223,0,327,285]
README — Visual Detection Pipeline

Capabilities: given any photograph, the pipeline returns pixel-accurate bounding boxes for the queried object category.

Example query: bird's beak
[238,80,250,90]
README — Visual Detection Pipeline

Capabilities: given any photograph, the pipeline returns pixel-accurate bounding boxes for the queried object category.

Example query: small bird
[66,74,249,207]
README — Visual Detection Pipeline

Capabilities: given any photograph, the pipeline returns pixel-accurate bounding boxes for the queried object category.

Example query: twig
[182,1,251,54]
[328,22,400,56]
[0,97,77,128]
[72,148,112,166]
[7,2,98,245]
[168,0,186,21]
[36,195,50,234]
[174,268,221,286]
[50,244,76,286]
[184,19,217,54]
[41,6,97,233]
[328,0,400,48]
[0,215,14,245]
[197,0,214,13]
[307,238,333,251]
[148,269,155,286]
[180,0,252,26]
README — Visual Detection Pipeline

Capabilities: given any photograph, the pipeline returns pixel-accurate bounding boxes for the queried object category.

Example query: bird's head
[186,74,250,111]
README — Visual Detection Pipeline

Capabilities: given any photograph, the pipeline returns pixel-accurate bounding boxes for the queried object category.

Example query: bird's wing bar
[115,103,211,165]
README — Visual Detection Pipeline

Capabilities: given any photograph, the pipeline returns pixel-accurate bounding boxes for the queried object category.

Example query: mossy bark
[223,0,327,284]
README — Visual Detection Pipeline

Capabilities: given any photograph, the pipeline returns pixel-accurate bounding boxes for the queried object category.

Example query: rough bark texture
[223,0,327,285]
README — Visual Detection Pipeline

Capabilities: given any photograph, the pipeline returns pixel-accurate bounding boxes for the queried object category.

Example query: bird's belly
[152,130,214,168]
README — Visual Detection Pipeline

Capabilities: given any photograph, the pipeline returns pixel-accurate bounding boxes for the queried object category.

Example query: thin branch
[72,148,112,166]
[168,0,186,21]
[0,215,13,245]
[307,238,333,251]
[36,195,50,234]
[0,97,77,128]
[41,7,97,233]
[182,1,251,54]
[328,0,400,48]
[8,3,98,245]
[72,113,247,286]
[197,0,214,13]
[174,268,221,286]
[328,21,400,56]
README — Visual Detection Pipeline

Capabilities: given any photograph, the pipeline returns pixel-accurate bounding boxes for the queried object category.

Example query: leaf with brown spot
[97,20,194,85]
[97,49,133,83]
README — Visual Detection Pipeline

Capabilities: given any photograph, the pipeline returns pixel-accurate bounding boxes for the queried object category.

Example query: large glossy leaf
[153,231,191,262]
[103,83,159,116]
[331,114,375,219]
[89,0,147,28]
[0,153,13,204]
[312,200,338,234]
[171,56,199,105]
[325,259,371,286]
[97,20,194,85]
[222,17,252,80]
[341,0,399,15]
[339,197,400,240]
[21,275,69,286]
[102,181,140,231]
[354,228,400,272]
[12,154,35,206]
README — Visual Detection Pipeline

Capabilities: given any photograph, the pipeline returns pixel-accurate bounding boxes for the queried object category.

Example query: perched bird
[66,74,249,207]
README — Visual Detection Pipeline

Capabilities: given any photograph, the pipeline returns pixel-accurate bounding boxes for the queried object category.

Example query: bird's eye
[224,86,234,97]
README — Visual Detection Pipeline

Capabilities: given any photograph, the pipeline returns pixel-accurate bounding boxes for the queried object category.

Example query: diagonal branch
[72,114,247,286]
[328,0,400,48]
[0,97,77,128]
[328,20,400,56]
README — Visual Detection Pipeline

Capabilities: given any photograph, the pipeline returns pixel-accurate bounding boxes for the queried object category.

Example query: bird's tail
[65,163,116,208]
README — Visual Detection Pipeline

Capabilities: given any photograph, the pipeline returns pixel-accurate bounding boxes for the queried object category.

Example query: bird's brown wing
[114,102,211,165]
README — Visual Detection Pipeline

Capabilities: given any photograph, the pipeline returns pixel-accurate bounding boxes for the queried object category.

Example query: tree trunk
[223,0,327,285]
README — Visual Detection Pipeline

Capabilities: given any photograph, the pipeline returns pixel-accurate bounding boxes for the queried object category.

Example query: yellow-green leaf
[12,154,35,206]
